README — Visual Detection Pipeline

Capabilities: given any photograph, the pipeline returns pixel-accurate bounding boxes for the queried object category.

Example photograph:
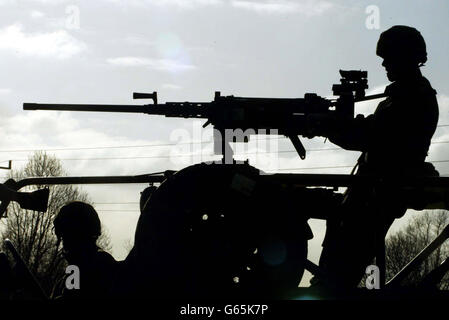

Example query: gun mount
[5,168,449,298]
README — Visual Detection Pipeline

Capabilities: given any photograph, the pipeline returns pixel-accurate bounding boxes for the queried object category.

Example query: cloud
[103,0,223,9]
[230,0,333,15]
[0,88,11,95]
[0,24,86,59]
[149,0,222,7]
[437,94,449,121]
[0,111,78,147]
[30,10,45,19]
[25,0,69,4]
[162,83,182,90]
[107,56,196,72]
[123,35,155,47]
[102,0,333,14]
[430,94,449,147]
[429,94,449,140]
[0,109,173,260]
[0,108,190,177]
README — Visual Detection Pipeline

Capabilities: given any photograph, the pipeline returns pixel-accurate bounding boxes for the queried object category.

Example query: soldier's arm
[326,114,376,152]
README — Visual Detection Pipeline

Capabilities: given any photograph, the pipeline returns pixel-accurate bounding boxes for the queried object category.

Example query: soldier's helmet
[54,201,101,240]
[376,25,427,65]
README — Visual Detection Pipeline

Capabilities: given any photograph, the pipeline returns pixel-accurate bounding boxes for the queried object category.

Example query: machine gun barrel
[23,102,211,118]
[24,103,150,114]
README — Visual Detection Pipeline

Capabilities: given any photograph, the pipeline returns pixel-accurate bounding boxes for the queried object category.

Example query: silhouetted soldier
[310,25,439,288]
[51,201,117,299]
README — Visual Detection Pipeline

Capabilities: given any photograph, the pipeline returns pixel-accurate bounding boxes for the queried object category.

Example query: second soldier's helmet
[54,201,101,240]
[376,25,427,65]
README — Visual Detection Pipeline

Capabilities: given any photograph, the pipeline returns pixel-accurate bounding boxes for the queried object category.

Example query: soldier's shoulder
[417,76,437,96]
[386,76,437,97]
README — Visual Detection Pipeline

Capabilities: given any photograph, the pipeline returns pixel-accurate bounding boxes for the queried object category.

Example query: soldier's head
[54,201,101,262]
[376,25,427,81]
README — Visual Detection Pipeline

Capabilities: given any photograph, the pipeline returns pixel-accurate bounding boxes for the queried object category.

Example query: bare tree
[385,210,449,289]
[98,226,112,253]
[0,151,111,295]
[123,238,134,256]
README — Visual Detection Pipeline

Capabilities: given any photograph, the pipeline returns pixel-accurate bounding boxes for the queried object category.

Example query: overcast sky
[0,0,448,286]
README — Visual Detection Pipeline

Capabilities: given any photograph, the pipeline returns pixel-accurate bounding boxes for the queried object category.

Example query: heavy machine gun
[23,70,385,162]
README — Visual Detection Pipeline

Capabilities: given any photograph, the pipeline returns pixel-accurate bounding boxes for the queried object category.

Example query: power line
[0,139,447,161]
[3,142,449,163]
[1,123,449,154]
[1,154,219,162]
[0,136,285,153]
[275,160,449,171]
[2,159,449,181]
[275,165,354,171]
[0,141,200,153]
[93,202,139,205]
[96,210,140,212]
[1,147,343,162]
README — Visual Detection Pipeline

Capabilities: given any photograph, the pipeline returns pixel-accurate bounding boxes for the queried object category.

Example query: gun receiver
[23,70,385,162]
